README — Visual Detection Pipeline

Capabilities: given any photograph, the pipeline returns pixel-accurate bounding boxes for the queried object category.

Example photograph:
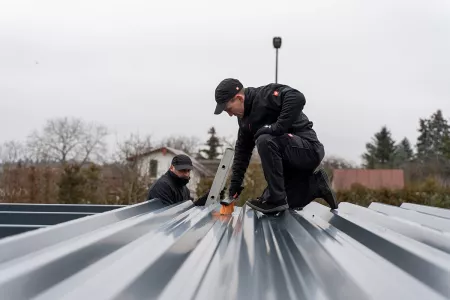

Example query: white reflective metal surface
[0,200,449,300]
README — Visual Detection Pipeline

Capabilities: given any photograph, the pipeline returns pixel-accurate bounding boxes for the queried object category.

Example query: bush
[235,163,266,206]
[335,177,450,208]
[0,164,59,203]
[58,164,88,204]
[2,160,450,209]
[196,165,450,209]
[196,177,213,199]
[195,162,267,206]
[197,166,450,209]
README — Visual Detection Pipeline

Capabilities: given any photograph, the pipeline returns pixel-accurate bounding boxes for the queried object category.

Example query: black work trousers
[255,133,324,208]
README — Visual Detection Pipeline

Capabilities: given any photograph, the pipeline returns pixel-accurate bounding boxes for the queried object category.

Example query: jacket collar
[243,87,256,118]
[166,170,189,187]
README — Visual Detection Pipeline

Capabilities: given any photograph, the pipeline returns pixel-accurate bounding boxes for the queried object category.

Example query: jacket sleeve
[230,127,255,190]
[271,87,306,135]
[147,181,176,206]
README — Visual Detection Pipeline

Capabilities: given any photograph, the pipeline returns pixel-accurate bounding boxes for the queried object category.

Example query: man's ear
[169,165,175,172]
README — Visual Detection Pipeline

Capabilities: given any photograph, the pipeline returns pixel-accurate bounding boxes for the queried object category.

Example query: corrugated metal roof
[0,200,449,300]
[0,203,123,238]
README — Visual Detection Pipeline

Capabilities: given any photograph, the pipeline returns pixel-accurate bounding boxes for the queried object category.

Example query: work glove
[221,186,244,206]
[254,125,273,140]
[194,190,209,206]
[229,185,244,199]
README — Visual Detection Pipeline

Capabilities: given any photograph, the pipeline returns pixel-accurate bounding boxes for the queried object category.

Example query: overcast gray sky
[1,0,449,164]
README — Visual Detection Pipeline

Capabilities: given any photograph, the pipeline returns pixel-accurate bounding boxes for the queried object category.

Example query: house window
[149,159,158,177]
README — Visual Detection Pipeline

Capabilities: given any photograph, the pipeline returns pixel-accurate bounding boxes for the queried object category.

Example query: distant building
[196,158,221,175]
[126,147,214,198]
[332,169,404,191]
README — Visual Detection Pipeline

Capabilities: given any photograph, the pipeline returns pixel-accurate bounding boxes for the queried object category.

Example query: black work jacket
[147,171,192,205]
[230,83,320,190]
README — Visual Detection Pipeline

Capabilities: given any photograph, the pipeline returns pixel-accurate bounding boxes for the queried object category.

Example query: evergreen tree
[58,164,87,204]
[394,137,414,167]
[416,118,433,160]
[400,137,414,160]
[416,110,450,160]
[362,126,397,169]
[362,143,376,169]
[429,109,450,156]
[200,127,222,159]
[444,135,450,159]
[83,164,102,204]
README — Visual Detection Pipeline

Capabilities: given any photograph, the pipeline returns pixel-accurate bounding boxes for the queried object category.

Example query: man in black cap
[214,78,338,214]
[146,154,213,206]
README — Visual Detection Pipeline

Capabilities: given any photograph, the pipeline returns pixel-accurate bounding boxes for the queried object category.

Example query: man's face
[170,166,191,179]
[224,95,245,118]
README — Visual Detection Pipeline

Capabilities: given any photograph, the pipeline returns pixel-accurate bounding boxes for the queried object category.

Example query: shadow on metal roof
[0,200,449,300]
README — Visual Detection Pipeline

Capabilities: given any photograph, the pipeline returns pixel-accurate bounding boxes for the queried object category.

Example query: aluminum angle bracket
[204,148,235,206]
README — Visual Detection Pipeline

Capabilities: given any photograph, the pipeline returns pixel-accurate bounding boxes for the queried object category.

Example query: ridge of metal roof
[0,200,449,300]
[0,203,125,213]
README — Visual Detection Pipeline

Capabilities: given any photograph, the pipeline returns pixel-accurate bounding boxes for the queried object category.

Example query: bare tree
[0,140,31,202]
[220,135,236,149]
[109,133,154,204]
[27,117,108,165]
[321,155,357,169]
[158,135,200,155]
[113,133,152,164]
[320,155,357,183]
[0,140,28,164]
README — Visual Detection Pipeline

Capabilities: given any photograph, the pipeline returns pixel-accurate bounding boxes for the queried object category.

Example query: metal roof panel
[0,200,449,300]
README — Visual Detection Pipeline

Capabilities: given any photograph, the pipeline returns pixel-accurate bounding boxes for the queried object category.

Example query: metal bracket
[204,148,235,206]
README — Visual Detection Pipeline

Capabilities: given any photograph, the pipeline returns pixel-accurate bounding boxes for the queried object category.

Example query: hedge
[332,178,450,209]
[198,172,450,209]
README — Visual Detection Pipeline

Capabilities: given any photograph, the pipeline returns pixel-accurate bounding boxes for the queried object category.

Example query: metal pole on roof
[273,37,282,83]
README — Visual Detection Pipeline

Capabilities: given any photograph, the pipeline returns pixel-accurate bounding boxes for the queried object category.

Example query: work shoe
[246,198,288,215]
[314,168,338,209]
[290,206,304,211]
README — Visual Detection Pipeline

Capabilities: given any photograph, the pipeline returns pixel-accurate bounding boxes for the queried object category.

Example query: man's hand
[254,125,273,140]
[220,186,244,206]
[194,187,226,206]
[229,185,244,200]
[193,189,209,206]
[221,186,244,206]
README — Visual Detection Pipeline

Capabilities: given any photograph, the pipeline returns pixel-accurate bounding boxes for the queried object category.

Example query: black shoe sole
[290,206,304,211]
[317,169,338,210]
[246,201,288,214]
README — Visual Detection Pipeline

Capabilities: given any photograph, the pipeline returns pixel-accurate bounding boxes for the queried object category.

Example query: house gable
[140,151,176,179]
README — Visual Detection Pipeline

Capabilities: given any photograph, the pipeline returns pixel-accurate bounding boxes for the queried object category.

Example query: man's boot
[312,168,338,209]
[246,197,288,215]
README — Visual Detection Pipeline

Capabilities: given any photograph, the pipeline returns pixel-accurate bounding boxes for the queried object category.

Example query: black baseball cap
[214,78,243,115]
[171,154,193,170]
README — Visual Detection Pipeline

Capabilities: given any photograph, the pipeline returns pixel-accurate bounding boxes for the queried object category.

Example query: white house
[128,146,214,198]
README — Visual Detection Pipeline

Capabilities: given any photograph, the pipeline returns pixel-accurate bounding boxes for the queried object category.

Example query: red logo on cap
[273,91,279,96]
